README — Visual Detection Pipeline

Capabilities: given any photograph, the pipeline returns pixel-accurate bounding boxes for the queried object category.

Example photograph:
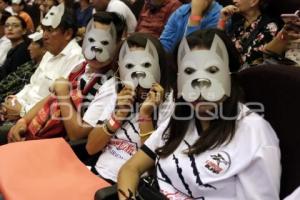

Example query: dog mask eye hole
[143,62,151,68]
[184,67,196,75]
[88,38,95,43]
[206,66,219,74]
[125,63,134,69]
[101,41,109,46]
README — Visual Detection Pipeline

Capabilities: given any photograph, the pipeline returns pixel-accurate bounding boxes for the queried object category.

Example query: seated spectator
[37,0,59,31]
[218,0,281,66]
[76,0,93,28]
[0,4,83,141]
[92,0,137,34]
[39,0,59,18]
[160,0,222,53]
[0,10,11,67]
[264,18,300,65]
[118,29,281,199]
[0,15,31,80]
[76,0,93,41]
[6,11,125,143]
[135,0,181,38]
[0,0,15,15]
[85,33,174,183]
[25,0,42,29]
[0,30,46,102]
[11,0,35,32]
[126,0,144,20]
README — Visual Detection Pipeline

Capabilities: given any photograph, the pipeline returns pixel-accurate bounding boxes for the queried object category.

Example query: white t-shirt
[284,187,300,200]
[143,104,281,200]
[83,77,118,127]
[16,39,84,112]
[106,0,137,33]
[94,91,175,182]
[0,36,12,67]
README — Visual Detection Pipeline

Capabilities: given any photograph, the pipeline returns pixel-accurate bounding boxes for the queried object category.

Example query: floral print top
[230,15,279,65]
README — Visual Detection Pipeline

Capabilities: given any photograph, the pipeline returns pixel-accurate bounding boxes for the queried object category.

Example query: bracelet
[139,131,153,138]
[102,123,114,137]
[190,15,202,22]
[218,19,226,29]
[278,31,288,41]
[138,115,152,123]
[108,114,122,130]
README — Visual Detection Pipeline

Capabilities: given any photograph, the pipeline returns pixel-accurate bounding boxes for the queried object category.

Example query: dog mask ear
[177,38,191,67]
[210,34,229,67]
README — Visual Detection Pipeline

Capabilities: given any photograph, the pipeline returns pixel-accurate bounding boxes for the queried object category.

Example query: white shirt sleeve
[0,39,11,66]
[144,118,169,154]
[16,41,84,112]
[83,78,117,127]
[236,144,281,200]
[284,187,300,200]
[233,106,281,200]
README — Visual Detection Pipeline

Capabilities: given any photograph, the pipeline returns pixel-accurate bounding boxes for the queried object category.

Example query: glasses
[4,23,21,29]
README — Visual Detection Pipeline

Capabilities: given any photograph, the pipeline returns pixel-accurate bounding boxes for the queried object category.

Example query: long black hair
[156,29,243,157]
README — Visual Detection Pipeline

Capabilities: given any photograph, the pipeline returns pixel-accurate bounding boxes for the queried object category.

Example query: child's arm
[86,85,135,155]
[139,83,165,143]
[53,78,93,141]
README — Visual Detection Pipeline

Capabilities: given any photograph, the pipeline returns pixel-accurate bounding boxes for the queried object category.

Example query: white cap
[12,0,22,4]
[28,30,43,42]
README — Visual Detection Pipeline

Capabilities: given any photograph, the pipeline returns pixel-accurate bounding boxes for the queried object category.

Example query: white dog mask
[82,20,117,63]
[118,40,160,89]
[41,3,64,29]
[177,35,231,102]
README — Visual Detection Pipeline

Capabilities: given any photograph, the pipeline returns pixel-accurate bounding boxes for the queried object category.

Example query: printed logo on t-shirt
[204,151,231,175]
[161,189,194,200]
[107,138,138,160]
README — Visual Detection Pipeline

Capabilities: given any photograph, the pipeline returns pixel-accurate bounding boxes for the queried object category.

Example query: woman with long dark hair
[85,32,174,184]
[117,29,281,199]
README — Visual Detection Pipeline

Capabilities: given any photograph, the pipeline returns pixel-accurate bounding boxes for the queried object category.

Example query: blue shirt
[159,1,222,53]
[76,6,93,27]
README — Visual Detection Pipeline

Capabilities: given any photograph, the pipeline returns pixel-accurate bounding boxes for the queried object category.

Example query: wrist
[189,14,202,22]
[140,131,153,138]
[107,114,122,131]
[277,30,289,42]
[55,89,69,96]
[191,8,204,17]
[103,123,115,136]
[19,106,26,117]
[138,114,152,123]
[18,118,27,125]
[114,110,130,122]
[218,18,227,29]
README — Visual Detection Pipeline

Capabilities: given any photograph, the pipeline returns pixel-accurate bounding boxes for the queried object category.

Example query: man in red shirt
[135,0,181,38]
